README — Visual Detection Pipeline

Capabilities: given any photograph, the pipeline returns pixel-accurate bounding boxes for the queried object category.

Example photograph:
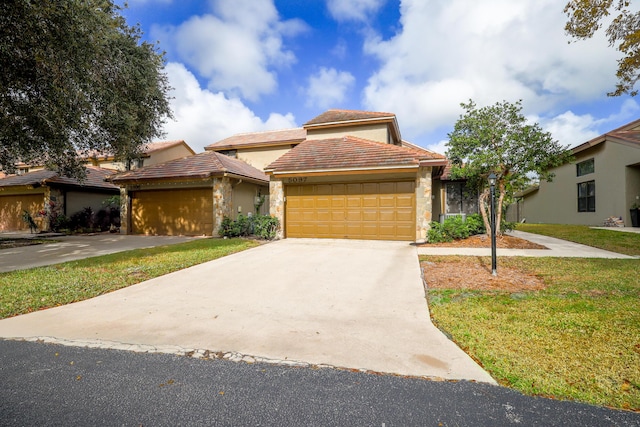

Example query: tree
[446,100,572,235]
[0,0,172,179]
[564,0,640,96]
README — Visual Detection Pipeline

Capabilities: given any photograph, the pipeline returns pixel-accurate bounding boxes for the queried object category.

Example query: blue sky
[119,0,640,155]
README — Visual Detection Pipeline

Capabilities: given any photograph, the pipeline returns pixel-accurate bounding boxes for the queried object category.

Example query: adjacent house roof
[110,151,268,184]
[303,109,396,126]
[205,128,306,151]
[0,167,118,191]
[265,136,446,174]
[303,109,402,145]
[572,118,640,155]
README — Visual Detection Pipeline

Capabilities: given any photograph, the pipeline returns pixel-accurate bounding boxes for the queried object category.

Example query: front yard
[423,225,640,411]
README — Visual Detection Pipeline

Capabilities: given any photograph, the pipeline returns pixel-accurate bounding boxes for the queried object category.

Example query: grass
[517,223,640,256]
[424,255,640,411]
[0,238,259,319]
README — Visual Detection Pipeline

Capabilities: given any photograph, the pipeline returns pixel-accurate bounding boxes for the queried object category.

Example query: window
[576,158,594,176]
[577,181,595,212]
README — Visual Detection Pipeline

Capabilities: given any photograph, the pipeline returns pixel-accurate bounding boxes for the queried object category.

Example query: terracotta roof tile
[205,128,306,150]
[265,136,444,173]
[608,129,640,146]
[0,167,118,190]
[304,109,396,127]
[401,140,446,159]
[110,151,268,183]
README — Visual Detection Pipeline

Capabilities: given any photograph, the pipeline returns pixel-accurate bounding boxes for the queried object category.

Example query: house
[514,119,640,226]
[113,109,449,241]
[111,151,269,236]
[263,109,447,241]
[0,167,119,232]
[13,140,195,174]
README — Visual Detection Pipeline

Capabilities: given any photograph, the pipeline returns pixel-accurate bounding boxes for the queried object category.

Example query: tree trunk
[496,182,506,236]
[479,189,491,237]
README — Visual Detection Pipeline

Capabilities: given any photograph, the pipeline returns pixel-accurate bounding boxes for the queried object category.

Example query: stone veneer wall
[119,187,129,234]
[212,177,233,237]
[269,179,284,239]
[415,166,433,242]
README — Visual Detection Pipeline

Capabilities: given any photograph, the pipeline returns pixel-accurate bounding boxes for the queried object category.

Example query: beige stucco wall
[231,181,269,218]
[65,191,117,217]
[306,123,390,144]
[237,146,293,171]
[522,141,640,226]
[145,145,194,167]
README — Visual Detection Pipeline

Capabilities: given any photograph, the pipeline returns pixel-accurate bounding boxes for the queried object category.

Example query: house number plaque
[287,177,307,184]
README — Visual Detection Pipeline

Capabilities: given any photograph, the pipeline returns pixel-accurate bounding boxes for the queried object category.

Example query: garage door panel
[132,189,212,236]
[0,194,44,231]
[286,181,415,241]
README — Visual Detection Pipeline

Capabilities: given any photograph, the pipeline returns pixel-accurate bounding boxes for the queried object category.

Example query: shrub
[218,214,279,240]
[427,214,486,243]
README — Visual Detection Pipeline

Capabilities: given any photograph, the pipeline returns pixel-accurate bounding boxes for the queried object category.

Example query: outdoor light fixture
[488,173,497,276]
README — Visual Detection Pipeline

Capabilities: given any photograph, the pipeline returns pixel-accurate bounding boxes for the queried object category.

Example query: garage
[0,193,44,231]
[131,188,213,236]
[285,181,415,241]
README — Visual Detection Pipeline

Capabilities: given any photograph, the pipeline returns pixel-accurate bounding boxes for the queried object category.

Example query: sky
[118,0,640,155]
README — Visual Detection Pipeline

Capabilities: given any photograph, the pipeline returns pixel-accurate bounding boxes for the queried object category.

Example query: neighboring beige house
[0,167,119,232]
[111,151,269,236]
[514,119,640,226]
[13,140,195,174]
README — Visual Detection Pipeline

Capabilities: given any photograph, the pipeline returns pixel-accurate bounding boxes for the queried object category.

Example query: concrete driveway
[0,238,495,383]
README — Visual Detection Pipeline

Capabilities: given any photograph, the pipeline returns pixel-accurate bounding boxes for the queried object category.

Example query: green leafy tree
[446,100,572,235]
[0,0,172,178]
[564,0,640,96]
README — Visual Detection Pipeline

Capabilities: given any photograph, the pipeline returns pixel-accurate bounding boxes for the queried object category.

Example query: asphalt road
[2,340,638,426]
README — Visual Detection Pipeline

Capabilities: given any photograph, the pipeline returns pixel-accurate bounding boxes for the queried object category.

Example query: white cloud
[305,67,356,109]
[363,0,621,140]
[152,0,307,101]
[161,62,297,153]
[327,0,386,22]
[536,99,640,148]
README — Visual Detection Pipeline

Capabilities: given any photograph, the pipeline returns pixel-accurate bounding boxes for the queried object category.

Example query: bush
[70,207,94,231]
[218,214,279,240]
[428,214,485,243]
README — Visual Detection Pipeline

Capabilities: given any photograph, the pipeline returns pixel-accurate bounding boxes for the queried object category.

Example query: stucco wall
[231,181,269,218]
[305,123,390,144]
[237,146,293,171]
[145,145,194,167]
[66,191,117,217]
[522,141,640,225]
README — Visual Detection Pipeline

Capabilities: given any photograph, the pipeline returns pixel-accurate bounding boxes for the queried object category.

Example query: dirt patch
[419,233,547,250]
[422,257,546,292]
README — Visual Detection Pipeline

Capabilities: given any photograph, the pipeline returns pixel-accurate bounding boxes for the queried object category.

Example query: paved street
[2,340,638,426]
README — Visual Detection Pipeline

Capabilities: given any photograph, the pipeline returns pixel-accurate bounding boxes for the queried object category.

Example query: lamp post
[488,173,497,276]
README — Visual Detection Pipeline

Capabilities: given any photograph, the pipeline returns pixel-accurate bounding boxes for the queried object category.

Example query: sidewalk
[416,230,637,259]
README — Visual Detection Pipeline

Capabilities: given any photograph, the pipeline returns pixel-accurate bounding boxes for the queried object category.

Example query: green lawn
[424,255,640,410]
[517,223,640,256]
[0,238,259,319]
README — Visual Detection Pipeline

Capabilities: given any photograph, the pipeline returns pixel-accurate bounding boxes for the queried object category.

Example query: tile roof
[607,129,640,146]
[572,118,640,154]
[0,167,118,190]
[304,109,396,127]
[265,136,446,173]
[205,128,306,150]
[110,151,268,183]
[401,140,446,159]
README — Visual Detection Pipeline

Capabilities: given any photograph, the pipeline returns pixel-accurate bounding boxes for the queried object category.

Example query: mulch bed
[420,234,548,292]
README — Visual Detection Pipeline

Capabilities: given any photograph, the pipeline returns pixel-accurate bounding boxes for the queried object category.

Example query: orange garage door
[131,188,213,236]
[0,194,44,231]
[285,181,415,241]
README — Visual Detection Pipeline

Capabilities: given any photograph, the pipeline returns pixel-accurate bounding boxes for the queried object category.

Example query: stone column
[269,178,285,240]
[119,187,129,234]
[213,177,233,237]
[415,166,433,243]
